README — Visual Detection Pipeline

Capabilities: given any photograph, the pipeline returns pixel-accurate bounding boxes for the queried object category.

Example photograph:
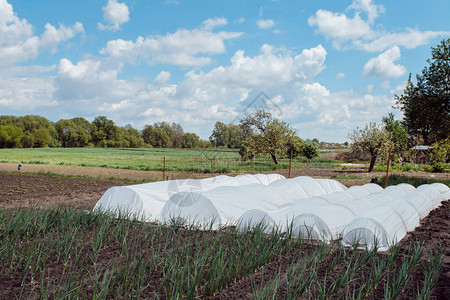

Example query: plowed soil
[0,167,448,299]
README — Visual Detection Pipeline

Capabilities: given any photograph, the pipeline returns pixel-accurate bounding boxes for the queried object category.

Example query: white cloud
[336,72,345,78]
[256,19,275,29]
[0,75,57,110]
[0,0,33,46]
[348,0,384,24]
[100,27,243,67]
[308,9,372,48]
[356,28,450,52]
[309,1,449,52]
[55,58,121,100]
[154,71,171,84]
[184,44,327,91]
[98,0,130,32]
[40,22,84,53]
[301,83,330,110]
[140,107,165,117]
[100,99,132,112]
[363,46,407,78]
[202,17,228,31]
[0,0,83,67]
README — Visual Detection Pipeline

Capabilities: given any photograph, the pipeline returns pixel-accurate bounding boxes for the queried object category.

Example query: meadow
[0,147,339,173]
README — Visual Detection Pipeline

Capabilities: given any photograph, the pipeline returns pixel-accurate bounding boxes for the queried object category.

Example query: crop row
[0,206,443,299]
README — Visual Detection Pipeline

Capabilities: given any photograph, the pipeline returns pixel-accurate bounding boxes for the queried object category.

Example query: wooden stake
[289,148,293,178]
[384,148,392,188]
[163,156,166,181]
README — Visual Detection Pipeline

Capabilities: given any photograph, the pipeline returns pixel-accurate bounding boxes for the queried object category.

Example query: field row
[0,205,445,299]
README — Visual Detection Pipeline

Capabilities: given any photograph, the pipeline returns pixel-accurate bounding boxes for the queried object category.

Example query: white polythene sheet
[362,183,384,193]
[382,186,408,198]
[288,176,327,197]
[315,179,348,193]
[292,205,355,241]
[346,185,371,200]
[402,191,434,219]
[396,183,416,193]
[430,183,450,194]
[341,206,407,251]
[159,184,289,227]
[416,184,444,209]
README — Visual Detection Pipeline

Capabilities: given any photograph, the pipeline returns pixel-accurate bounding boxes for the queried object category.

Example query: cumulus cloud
[40,22,84,53]
[55,58,121,100]
[0,0,84,67]
[202,17,228,31]
[256,19,275,29]
[363,46,407,78]
[153,71,171,84]
[100,26,243,67]
[308,9,372,48]
[301,83,330,110]
[356,28,450,52]
[0,75,57,110]
[309,0,449,52]
[98,0,130,32]
[348,0,384,24]
[183,44,327,91]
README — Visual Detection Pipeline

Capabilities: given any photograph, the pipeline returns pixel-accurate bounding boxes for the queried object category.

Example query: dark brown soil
[0,172,125,210]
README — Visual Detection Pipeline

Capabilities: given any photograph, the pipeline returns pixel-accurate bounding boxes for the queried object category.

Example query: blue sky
[1,0,449,142]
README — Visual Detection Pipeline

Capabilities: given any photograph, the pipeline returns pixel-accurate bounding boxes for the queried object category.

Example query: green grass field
[0,148,340,173]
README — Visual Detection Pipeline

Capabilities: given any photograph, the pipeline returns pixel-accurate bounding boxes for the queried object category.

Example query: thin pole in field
[18,163,22,202]
[384,148,392,188]
[163,156,166,181]
[289,148,293,178]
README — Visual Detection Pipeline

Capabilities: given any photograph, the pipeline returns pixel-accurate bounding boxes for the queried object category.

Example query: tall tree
[239,110,297,165]
[348,123,393,172]
[171,123,184,148]
[381,113,408,161]
[209,122,243,148]
[395,39,450,144]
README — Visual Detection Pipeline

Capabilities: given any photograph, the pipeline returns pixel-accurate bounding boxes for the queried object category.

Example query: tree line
[0,115,207,149]
[0,112,319,163]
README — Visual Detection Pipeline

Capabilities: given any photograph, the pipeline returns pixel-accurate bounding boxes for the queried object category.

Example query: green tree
[239,110,297,165]
[182,132,200,148]
[210,122,243,148]
[0,125,23,148]
[32,128,52,148]
[348,122,393,172]
[285,136,305,158]
[55,119,91,147]
[141,124,172,148]
[123,124,145,148]
[92,116,118,147]
[210,121,229,147]
[395,39,450,144]
[301,143,319,159]
[171,123,184,148]
[382,113,408,162]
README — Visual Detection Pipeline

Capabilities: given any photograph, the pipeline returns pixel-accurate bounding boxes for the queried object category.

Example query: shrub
[432,162,448,173]
[301,143,319,159]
